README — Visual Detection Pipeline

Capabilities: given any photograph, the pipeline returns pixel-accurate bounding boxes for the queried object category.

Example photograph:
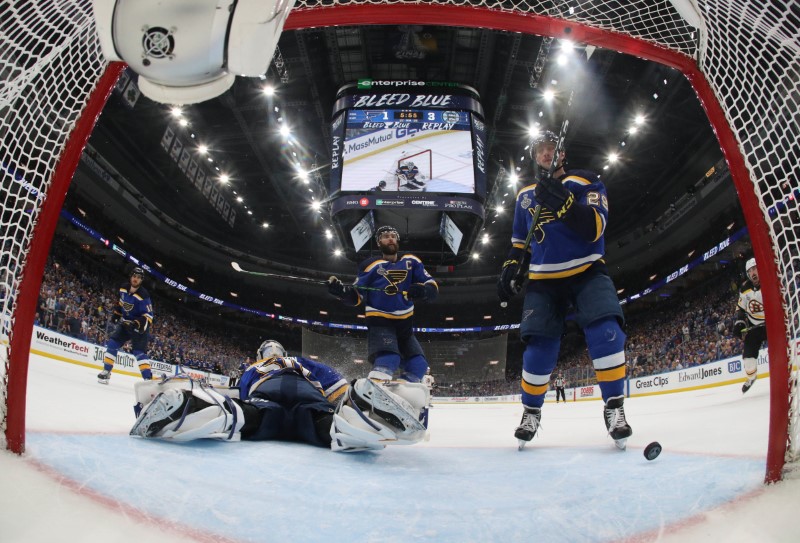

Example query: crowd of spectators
[37,233,259,376]
[35,225,754,396]
[451,263,748,397]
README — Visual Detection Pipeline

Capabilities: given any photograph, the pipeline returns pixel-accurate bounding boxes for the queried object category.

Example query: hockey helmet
[374,225,400,244]
[529,129,559,160]
[130,267,145,278]
[257,339,286,360]
[745,258,757,271]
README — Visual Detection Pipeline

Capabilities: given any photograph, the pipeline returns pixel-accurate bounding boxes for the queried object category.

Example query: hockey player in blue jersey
[498,130,632,450]
[327,225,438,383]
[97,267,154,384]
[130,339,431,451]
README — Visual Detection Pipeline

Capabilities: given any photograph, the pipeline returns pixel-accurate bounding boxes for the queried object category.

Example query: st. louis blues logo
[121,301,134,312]
[377,267,408,295]
[365,111,386,122]
[533,208,556,244]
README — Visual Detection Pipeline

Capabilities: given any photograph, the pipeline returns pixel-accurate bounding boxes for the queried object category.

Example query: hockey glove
[497,259,523,301]
[111,309,122,324]
[733,319,747,338]
[534,177,574,218]
[328,276,346,297]
[407,283,429,301]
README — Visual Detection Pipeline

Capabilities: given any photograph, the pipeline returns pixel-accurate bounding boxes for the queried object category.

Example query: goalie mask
[257,340,286,360]
[374,225,400,244]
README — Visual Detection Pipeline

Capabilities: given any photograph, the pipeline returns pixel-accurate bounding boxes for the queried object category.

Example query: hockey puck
[644,441,662,461]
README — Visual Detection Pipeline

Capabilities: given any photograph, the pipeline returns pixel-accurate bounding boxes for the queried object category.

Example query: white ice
[1,354,798,543]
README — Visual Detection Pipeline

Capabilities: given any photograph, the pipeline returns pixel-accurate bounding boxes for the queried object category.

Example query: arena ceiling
[76,24,745,314]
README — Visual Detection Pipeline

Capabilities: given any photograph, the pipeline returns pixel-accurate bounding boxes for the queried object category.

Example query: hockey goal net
[1,0,797,482]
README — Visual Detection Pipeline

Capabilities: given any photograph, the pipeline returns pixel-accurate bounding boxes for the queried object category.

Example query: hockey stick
[500,91,575,308]
[230,262,396,294]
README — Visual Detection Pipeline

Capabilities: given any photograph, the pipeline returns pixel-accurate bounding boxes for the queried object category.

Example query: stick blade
[231,262,243,272]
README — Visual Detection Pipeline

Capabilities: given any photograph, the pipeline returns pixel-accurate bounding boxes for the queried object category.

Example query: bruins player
[733,258,766,393]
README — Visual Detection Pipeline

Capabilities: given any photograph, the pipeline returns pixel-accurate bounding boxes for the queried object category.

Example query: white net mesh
[289,0,800,468]
[0,0,108,448]
[1,0,797,474]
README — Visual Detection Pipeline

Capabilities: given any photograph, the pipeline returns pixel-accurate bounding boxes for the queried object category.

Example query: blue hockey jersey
[238,355,348,403]
[115,283,153,332]
[511,169,608,280]
[352,253,438,323]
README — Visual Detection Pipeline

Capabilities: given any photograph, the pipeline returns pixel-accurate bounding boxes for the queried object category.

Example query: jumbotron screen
[339,108,476,194]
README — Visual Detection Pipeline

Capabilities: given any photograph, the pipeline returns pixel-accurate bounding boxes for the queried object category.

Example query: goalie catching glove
[330,378,430,452]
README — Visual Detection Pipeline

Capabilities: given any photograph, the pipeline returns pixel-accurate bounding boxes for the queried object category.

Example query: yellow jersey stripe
[596,364,626,382]
[521,380,549,396]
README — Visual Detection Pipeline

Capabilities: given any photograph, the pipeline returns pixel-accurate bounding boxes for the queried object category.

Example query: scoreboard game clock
[329,81,487,265]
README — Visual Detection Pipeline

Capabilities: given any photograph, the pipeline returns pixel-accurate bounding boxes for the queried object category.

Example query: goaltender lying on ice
[130,373,430,452]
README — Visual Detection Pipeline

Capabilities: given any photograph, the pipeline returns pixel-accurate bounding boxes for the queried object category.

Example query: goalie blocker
[131,376,430,452]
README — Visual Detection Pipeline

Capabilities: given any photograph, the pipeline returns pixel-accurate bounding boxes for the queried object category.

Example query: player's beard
[380,240,398,256]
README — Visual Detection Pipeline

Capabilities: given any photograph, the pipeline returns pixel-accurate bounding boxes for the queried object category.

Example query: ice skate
[742,377,756,394]
[97,369,111,385]
[604,396,632,450]
[515,406,541,450]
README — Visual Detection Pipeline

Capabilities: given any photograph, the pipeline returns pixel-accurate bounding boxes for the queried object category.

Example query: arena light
[311,201,322,212]
[489,360,500,365]
[445,317,454,321]
[197,144,208,154]
[274,303,282,308]
[483,315,492,320]
[634,113,646,125]
[543,89,555,102]
[230,292,238,298]
[444,362,455,367]
[325,229,333,239]
[170,107,182,118]
[482,233,490,244]
[262,85,275,97]
[262,222,269,228]
[319,310,328,315]
[187,277,195,283]
[608,153,619,163]
[472,252,480,259]
[219,174,229,184]
[334,249,342,257]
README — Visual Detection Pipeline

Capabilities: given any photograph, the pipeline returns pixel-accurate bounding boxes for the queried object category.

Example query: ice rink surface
[2,354,798,543]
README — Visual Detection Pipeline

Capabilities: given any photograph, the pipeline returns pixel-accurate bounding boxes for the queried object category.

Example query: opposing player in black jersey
[733,258,766,394]
[328,225,438,383]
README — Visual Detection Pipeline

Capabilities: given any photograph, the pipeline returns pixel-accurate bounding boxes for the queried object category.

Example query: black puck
[644,441,662,461]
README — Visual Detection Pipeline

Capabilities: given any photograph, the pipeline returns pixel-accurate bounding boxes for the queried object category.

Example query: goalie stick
[230,262,401,294]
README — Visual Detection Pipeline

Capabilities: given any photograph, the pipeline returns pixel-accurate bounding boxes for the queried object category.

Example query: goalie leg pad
[330,403,396,452]
[351,378,427,443]
[130,385,244,442]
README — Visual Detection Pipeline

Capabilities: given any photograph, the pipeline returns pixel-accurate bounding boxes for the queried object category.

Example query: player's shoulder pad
[739,280,754,294]
[563,169,603,186]
[135,286,152,300]
[400,253,423,264]
[118,283,129,290]
[516,182,537,199]
[359,255,386,272]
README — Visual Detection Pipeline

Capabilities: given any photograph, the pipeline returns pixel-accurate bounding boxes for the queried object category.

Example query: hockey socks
[585,317,627,400]
[520,335,560,407]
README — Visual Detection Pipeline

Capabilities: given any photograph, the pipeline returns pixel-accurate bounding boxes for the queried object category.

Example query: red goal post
[1,1,797,483]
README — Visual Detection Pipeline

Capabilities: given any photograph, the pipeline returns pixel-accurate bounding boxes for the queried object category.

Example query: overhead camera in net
[92,0,294,104]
